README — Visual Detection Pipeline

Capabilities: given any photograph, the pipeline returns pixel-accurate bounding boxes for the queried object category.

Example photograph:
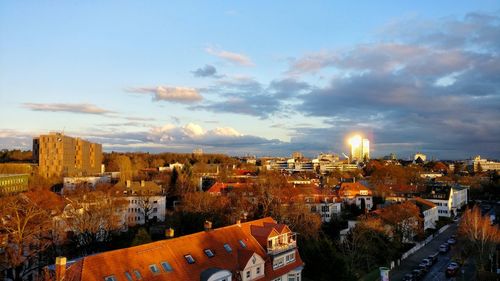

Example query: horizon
[1,1,500,160]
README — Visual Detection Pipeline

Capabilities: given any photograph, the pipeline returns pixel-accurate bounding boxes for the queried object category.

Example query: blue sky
[1,1,499,159]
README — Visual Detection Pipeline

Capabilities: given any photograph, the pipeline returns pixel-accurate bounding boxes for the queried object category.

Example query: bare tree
[0,195,52,281]
[459,206,500,270]
[63,190,125,255]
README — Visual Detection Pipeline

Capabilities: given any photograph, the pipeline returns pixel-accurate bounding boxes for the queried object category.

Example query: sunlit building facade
[34,132,102,178]
[349,135,370,162]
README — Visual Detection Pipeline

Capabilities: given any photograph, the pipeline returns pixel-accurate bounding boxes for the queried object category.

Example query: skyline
[1,1,500,159]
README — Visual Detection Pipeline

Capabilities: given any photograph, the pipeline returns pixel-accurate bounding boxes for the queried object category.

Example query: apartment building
[34,132,102,178]
[0,174,29,196]
[423,184,468,218]
[55,217,304,281]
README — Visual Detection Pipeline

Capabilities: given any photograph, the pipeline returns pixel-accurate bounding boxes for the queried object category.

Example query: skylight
[124,272,133,281]
[239,239,247,248]
[149,264,160,275]
[184,254,195,264]
[204,249,215,257]
[161,261,173,272]
[134,270,142,280]
[223,243,232,253]
[104,276,117,281]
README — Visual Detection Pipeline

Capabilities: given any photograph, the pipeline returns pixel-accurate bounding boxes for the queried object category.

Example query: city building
[54,217,304,281]
[422,184,468,218]
[0,174,29,196]
[34,132,102,178]
[413,152,427,163]
[116,180,166,226]
[412,197,438,231]
[349,135,370,162]
[338,181,373,210]
[468,155,500,172]
[62,175,111,194]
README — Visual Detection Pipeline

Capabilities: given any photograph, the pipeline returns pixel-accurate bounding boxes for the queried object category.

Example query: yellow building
[0,174,29,196]
[34,132,102,178]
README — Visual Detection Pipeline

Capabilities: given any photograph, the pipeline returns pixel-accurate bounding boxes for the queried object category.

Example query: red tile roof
[207,182,250,194]
[65,217,304,281]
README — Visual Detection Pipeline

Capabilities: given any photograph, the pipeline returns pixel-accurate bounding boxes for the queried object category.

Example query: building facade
[34,133,102,178]
[0,174,29,196]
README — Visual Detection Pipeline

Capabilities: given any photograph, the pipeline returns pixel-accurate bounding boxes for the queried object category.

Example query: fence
[399,224,450,262]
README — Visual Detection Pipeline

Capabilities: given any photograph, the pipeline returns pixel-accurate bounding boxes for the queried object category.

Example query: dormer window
[204,249,215,257]
[104,276,117,281]
[184,254,195,264]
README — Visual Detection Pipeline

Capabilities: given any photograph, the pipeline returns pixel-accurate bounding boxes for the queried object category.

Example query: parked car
[412,268,424,280]
[445,262,460,277]
[418,263,429,273]
[447,238,457,245]
[428,252,439,264]
[402,273,415,281]
[439,244,449,253]
[421,258,432,268]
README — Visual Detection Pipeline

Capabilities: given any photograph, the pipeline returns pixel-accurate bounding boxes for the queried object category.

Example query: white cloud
[205,47,255,66]
[127,86,202,103]
[23,103,114,115]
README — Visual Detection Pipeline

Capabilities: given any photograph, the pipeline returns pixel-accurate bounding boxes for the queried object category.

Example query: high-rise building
[349,135,370,162]
[34,132,102,178]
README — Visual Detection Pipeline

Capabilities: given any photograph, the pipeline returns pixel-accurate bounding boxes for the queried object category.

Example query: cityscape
[1,1,500,281]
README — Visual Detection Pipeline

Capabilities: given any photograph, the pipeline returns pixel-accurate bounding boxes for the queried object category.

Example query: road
[389,222,473,281]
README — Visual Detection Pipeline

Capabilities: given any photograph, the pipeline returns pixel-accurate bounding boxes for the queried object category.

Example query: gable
[242,253,265,270]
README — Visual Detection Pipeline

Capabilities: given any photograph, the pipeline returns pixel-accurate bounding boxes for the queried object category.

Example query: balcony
[267,233,297,256]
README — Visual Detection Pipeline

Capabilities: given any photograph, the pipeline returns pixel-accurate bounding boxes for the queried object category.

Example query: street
[390,222,474,281]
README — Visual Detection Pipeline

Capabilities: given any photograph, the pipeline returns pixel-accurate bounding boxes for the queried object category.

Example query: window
[134,270,142,280]
[184,254,195,264]
[153,207,158,212]
[124,272,133,281]
[161,261,173,272]
[246,270,251,278]
[204,249,215,257]
[223,243,232,253]
[149,264,160,274]
[256,266,261,275]
[239,240,247,248]
[104,276,117,281]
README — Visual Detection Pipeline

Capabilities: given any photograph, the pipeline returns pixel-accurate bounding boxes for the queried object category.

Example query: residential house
[54,217,304,281]
[338,182,373,210]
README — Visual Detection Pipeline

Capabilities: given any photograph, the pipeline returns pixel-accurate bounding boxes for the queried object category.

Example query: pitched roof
[339,182,372,197]
[64,217,303,281]
[207,182,250,194]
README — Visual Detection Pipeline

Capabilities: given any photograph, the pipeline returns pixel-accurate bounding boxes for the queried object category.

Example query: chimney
[204,220,212,231]
[141,180,145,187]
[236,219,241,227]
[165,228,174,238]
[126,180,131,188]
[55,256,67,281]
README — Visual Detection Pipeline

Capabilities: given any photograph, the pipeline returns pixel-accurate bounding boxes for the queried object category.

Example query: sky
[1,1,499,160]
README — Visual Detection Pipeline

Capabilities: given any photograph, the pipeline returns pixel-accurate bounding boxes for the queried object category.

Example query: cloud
[205,47,255,66]
[195,77,309,118]
[286,11,500,158]
[126,86,203,103]
[191,64,223,78]
[23,103,114,115]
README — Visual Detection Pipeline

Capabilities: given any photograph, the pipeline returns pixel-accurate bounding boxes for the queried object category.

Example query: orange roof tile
[65,217,304,281]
